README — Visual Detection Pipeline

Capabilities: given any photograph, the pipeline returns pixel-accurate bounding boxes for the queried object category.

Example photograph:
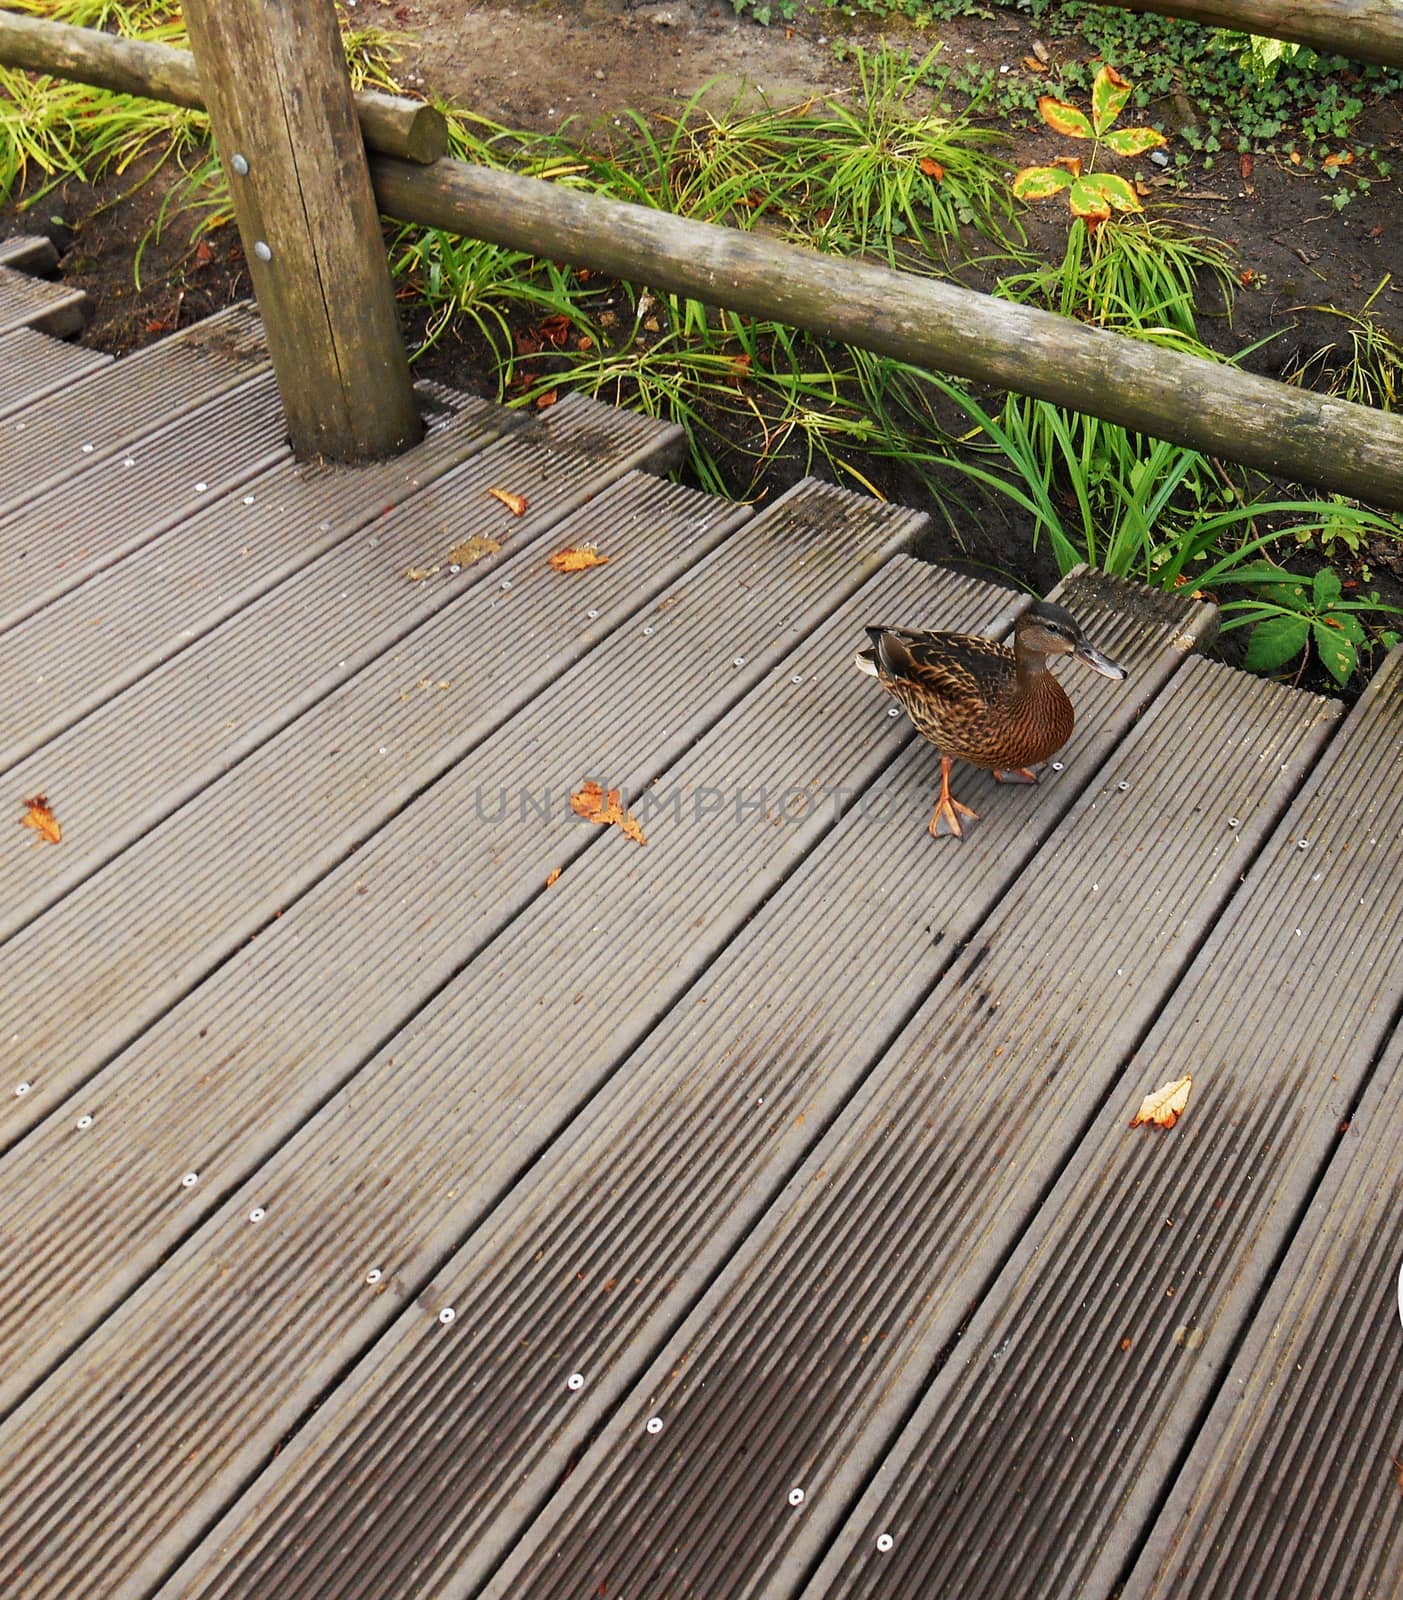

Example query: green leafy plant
[1226,562,1400,686]
[1013,65,1165,227]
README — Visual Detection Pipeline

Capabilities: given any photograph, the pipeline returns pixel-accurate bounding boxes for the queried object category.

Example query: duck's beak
[1075,641,1127,681]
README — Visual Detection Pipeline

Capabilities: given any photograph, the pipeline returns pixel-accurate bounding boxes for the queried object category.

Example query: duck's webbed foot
[929,755,980,840]
[993,766,1041,785]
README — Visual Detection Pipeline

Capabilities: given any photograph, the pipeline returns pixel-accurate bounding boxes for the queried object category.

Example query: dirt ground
[5,1,1401,661]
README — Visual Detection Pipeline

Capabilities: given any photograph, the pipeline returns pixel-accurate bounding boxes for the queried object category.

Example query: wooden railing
[2,1,1401,499]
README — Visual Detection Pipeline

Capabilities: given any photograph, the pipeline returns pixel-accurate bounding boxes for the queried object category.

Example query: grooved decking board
[483,657,1340,1600]
[0,394,683,1110]
[0,383,510,776]
[0,325,110,418]
[163,574,1214,1600]
[0,368,291,633]
[1124,1026,1403,1600]
[0,235,59,270]
[0,484,922,1600]
[0,260,89,337]
[0,406,684,934]
[813,649,1401,1600]
[0,301,265,508]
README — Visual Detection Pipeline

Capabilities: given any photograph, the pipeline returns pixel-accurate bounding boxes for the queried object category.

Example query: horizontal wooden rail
[0,10,446,163]
[370,154,1403,511]
[1100,0,1403,68]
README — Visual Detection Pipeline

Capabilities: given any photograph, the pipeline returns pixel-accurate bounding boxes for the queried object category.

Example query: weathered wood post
[181,0,423,461]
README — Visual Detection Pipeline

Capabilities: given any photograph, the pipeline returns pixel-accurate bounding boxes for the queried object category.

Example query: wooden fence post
[181,0,422,462]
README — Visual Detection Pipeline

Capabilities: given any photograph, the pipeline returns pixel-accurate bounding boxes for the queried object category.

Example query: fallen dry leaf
[445,536,501,568]
[20,793,61,845]
[535,390,559,411]
[1021,55,1048,74]
[405,564,440,582]
[919,156,946,180]
[545,866,562,888]
[571,779,646,845]
[1322,150,1354,168]
[549,544,611,573]
[1130,1074,1193,1130]
[488,487,529,517]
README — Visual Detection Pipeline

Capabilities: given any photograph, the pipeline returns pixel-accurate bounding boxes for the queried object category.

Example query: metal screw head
[642,626,654,637]
[181,1171,199,1188]
[1051,761,1065,771]
[501,579,513,591]
[1298,838,1311,850]
[438,1307,456,1325]
[365,1268,382,1284]
[75,1114,93,1130]
[586,608,599,619]
[787,1487,805,1507]
[13,1082,30,1097]
[1228,816,1241,829]
[1117,781,1129,792]
[733,656,746,668]
[887,706,900,718]
[252,240,273,263]
[231,152,250,176]
[566,1372,585,1391]
[248,1206,266,1223]
[876,1533,894,1552]
[645,1416,664,1434]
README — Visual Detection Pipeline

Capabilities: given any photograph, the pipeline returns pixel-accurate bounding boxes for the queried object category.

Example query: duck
[855,600,1126,839]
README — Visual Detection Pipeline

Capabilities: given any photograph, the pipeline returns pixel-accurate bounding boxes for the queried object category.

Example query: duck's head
[1015,601,1126,680]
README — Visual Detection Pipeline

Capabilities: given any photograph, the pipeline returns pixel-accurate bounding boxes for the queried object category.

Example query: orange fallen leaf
[549,544,611,573]
[571,779,647,845]
[1130,1074,1193,1130]
[20,793,61,845]
[488,487,529,516]
[545,866,562,888]
[1240,268,1257,286]
[535,390,559,411]
[919,157,945,180]
[1322,150,1354,168]
[1288,149,1303,166]
[1021,55,1048,74]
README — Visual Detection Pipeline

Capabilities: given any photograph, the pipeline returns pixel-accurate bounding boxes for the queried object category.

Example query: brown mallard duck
[856,600,1126,839]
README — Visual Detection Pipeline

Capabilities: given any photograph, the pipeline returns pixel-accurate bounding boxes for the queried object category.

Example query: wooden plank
[0,302,266,509]
[0,261,89,337]
[0,484,920,1599]
[181,0,421,461]
[369,154,1403,511]
[0,325,109,418]
[805,649,1403,1600]
[478,659,1339,1600]
[1123,1024,1403,1600]
[157,577,1213,1600]
[0,400,671,947]
[0,10,448,162]
[0,234,59,271]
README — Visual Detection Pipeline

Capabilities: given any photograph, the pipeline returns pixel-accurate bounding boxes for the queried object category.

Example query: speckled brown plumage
[857,600,1127,839]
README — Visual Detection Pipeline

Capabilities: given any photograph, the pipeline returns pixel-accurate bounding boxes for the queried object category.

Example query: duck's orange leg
[929,755,980,839]
[993,766,1040,785]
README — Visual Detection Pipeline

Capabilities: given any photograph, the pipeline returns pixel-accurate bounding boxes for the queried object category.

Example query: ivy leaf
[1102,127,1168,157]
[1012,165,1076,200]
[1244,612,1309,672]
[1038,96,1094,139]
[1068,176,1113,222]
[1083,172,1145,213]
[1091,65,1132,134]
[1311,619,1357,686]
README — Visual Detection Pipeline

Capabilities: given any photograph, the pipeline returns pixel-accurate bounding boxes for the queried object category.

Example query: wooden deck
[1,275,1401,1600]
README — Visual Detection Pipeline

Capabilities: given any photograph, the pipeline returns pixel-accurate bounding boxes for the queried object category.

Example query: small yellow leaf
[1021,55,1048,74]
[20,794,61,845]
[1130,1074,1193,1130]
[406,565,440,582]
[446,536,502,567]
[488,487,529,516]
[549,544,611,573]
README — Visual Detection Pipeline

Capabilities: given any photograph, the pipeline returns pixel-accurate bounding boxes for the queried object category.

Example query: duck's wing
[874,627,1011,714]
